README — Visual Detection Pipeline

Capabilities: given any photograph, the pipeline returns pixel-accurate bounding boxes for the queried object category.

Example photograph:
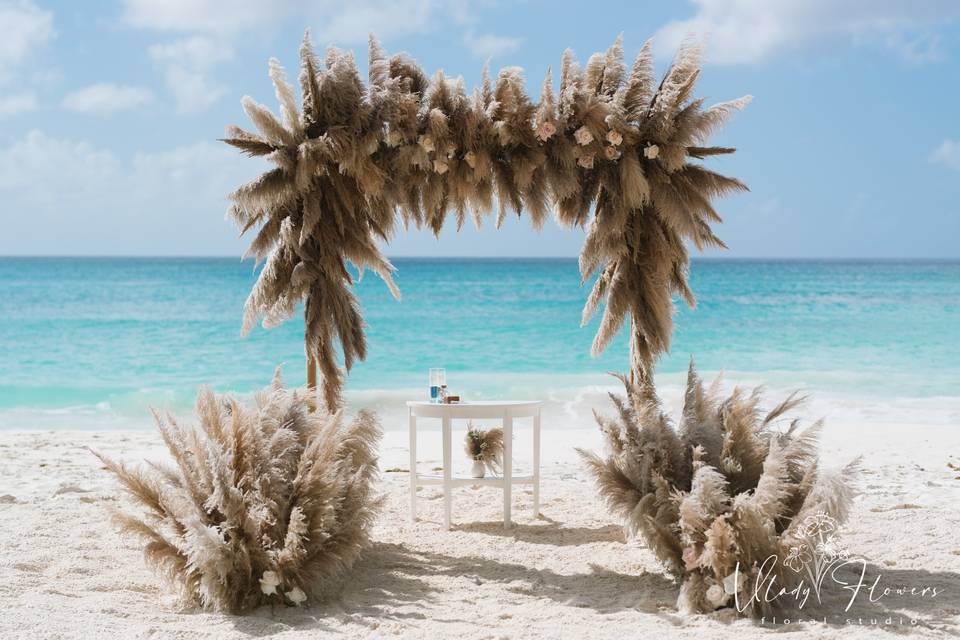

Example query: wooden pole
[306,355,317,412]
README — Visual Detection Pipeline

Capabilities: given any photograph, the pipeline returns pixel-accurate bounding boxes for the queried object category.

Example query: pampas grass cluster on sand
[224,32,749,411]
[464,425,504,474]
[578,363,859,616]
[91,372,382,613]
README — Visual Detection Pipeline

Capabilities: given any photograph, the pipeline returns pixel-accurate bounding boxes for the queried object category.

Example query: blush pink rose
[574,126,594,146]
[537,120,557,142]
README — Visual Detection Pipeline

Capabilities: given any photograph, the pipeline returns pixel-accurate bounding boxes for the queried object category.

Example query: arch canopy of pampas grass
[90,371,382,614]
[577,362,859,616]
[224,32,749,411]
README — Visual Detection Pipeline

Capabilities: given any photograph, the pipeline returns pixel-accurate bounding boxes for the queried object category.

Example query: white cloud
[122,1,477,111]
[159,63,226,113]
[62,83,154,114]
[122,0,286,36]
[0,130,264,254]
[0,92,36,117]
[148,35,234,64]
[0,131,119,208]
[885,32,945,64]
[930,139,960,171]
[655,0,960,65]
[308,1,465,44]
[122,0,463,43]
[148,36,233,113]
[0,0,54,79]
[462,31,523,59]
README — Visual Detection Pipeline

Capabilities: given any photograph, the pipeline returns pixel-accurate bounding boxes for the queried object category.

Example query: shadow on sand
[454,518,626,547]
[223,535,960,636]
[226,538,676,635]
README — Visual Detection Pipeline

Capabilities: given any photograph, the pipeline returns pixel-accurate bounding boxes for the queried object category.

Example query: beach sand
[1,422,959,639]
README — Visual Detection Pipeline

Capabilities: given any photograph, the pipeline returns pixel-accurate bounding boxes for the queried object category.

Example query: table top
[406,400,541,407]
[406,399,542,418]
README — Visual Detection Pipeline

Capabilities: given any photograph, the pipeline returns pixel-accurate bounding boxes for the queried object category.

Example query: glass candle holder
[429,368,446,403]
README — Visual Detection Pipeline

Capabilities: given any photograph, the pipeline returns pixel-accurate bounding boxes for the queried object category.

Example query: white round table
[406,400,542,529]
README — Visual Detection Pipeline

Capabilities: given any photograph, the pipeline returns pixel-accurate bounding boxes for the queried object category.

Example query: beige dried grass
[224,33,748,410]
[577,362,859,616]
[91,370,382,613]
[464,424,504,474]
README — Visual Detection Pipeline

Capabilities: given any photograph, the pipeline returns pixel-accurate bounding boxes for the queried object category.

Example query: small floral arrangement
[464,423,504,474]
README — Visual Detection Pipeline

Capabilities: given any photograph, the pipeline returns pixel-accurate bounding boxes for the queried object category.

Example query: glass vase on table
[429,368,446,404]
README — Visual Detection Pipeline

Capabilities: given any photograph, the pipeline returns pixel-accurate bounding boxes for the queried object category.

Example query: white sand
[1,422,959,639]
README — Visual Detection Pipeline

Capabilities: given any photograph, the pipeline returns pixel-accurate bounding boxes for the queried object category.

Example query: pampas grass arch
[218,32,857,618]
[224,31,749,412]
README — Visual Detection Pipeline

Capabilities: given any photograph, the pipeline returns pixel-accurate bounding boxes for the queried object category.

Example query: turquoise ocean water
[1,257,958,430]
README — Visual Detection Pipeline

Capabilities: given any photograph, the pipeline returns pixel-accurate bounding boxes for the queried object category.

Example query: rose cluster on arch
[223,31,750,411]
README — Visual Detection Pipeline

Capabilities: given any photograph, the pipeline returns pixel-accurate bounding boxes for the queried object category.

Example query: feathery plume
[223,33,748,407]
[92,373,383,613]
[578,362,859,617]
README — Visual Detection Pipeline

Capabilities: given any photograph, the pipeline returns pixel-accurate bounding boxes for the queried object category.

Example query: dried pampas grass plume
[90,370,382,613]
[577,362,859,616]
[224,32,748,410]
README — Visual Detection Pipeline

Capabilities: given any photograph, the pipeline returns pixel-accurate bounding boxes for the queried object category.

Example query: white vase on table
[470,459,485,478]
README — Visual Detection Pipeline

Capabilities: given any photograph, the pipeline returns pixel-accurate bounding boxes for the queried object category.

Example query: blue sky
[1,0,958,258]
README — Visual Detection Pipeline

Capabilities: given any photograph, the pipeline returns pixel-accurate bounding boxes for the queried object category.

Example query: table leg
[503,411,512,529]
[442,414,452,530]
[408,408,416,523]
[533,408,540,519]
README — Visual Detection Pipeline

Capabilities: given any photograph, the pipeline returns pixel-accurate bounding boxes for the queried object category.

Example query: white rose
[286,586,307,606]
[606,130,623,146]
[577,153,595,169]
[723,571,744,595]
[574,126,594,146]
[706,584,727,608]
[259,570,280,596]
[643,144,660,159]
